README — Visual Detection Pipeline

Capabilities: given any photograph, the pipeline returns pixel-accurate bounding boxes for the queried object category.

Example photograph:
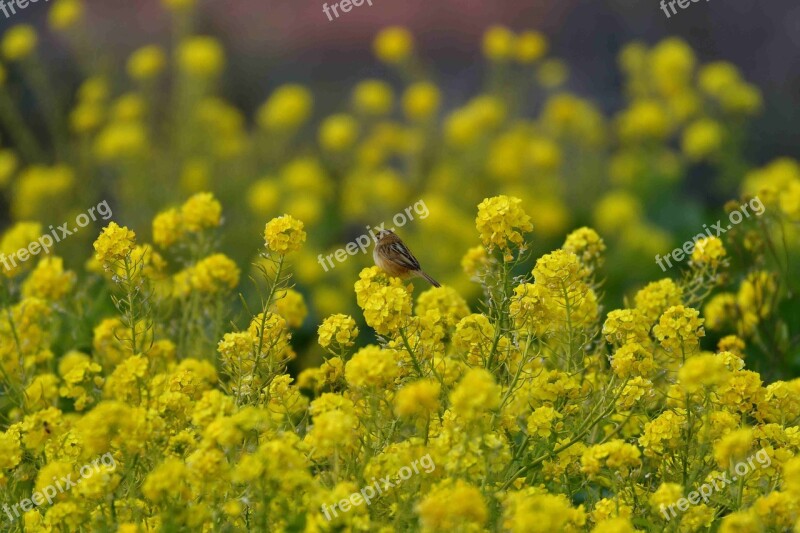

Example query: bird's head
[375,228,396,242]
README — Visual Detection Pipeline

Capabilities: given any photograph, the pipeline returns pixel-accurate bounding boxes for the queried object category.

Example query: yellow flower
[12,165,74,220]
[190,254,240,294]
[718,511,762,533]
[717,369,763,414]
[217,330,256,365]
[318,114,358,152]
[634,278,683,326]
[317,313,359,350]
[461,245,488,278]
[617,376,653,410]
[104,354,148,402]
[699,62,741,98]
[509,283,557,337]
[247,178,280,217]
[721,82,762,115]
[516,31,548,63]
[418,479,487,532]
[248,311,292,360]
[179,160,211,196]
[403,82,441,121]
[257,84,313,131]
[181,192,222,232]
[48,0,84,30]
[593,191,642,234]
[639,409,686,457]
[70,103,104,134]
[593,518,636,533]
[540,93,604,145]
[782,457,800,495]
[533,249,587,292]
[603,309,650,346]
[93,222,136,267]
[21,257,76,301]
[713,428,753,468]
[272,289,307,329]
[416,286,470,329]
[680,505,716,531]
[113,94,147,122]
[735,271,776,336]
[94,121,148,160]
[373,27,413,64]
[355,270,413,336]
[1,222,42,277]
[611,342,655,379]
[24,374,59,409]
[78,76,109,103]
[527,406,562,438]
[452,313,499,365]
[475,195,533,260]
[345,345,399,389]
[450,368,501,417]
[691,236,726,269]
[127,45,166,81]
[617,99,671,142]
[703,293,737,331]
[483,26,515,61]
[581,439,642,477]
[679,353,730,393]
[395,379,440,417]
[502,489,586,532]
[142,458,192,502]
[779,180,800,220]
[650,37,695,96]
[761,380,800,423]
[152,208,184,248]
[682,119,723,161]
[752,491,797,531]
[352,79,394,116]
[652,305,705,356]
[524,137,561,174]
[2,25,38,61]
[177,36,225,77]
[444,108,482,148]
[223,500,243,518]
[0,430,22,470]
[263,214,306,255]
[305,409,358,458]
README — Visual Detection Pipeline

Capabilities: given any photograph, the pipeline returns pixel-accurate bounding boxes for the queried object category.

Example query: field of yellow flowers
[1,1,799,531]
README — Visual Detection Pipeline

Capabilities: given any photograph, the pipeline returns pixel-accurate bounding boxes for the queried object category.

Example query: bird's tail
[418,270,441,288]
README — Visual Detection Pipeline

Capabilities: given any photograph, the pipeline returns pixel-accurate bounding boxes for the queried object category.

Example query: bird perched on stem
[373,229,440,287]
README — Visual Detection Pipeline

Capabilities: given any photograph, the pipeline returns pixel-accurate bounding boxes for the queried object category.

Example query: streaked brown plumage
[373,229,440,287]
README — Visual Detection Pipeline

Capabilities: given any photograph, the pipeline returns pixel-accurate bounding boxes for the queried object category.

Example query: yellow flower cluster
[152,192,222,248]
[317,313,359,352]
[264,214,306,255]
[0,193,797,532]
[93,222,136,268]
[0,8,798,532]
[475,195,534,261]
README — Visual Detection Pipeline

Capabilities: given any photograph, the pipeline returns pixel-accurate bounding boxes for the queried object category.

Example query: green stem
[399,327,423,377]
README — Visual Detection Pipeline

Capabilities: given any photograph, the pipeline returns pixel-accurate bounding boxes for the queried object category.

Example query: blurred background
[5,0,799,161]
[15,0,798,155]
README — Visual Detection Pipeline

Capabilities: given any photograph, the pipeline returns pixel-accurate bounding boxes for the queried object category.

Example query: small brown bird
[373,229,441,287]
